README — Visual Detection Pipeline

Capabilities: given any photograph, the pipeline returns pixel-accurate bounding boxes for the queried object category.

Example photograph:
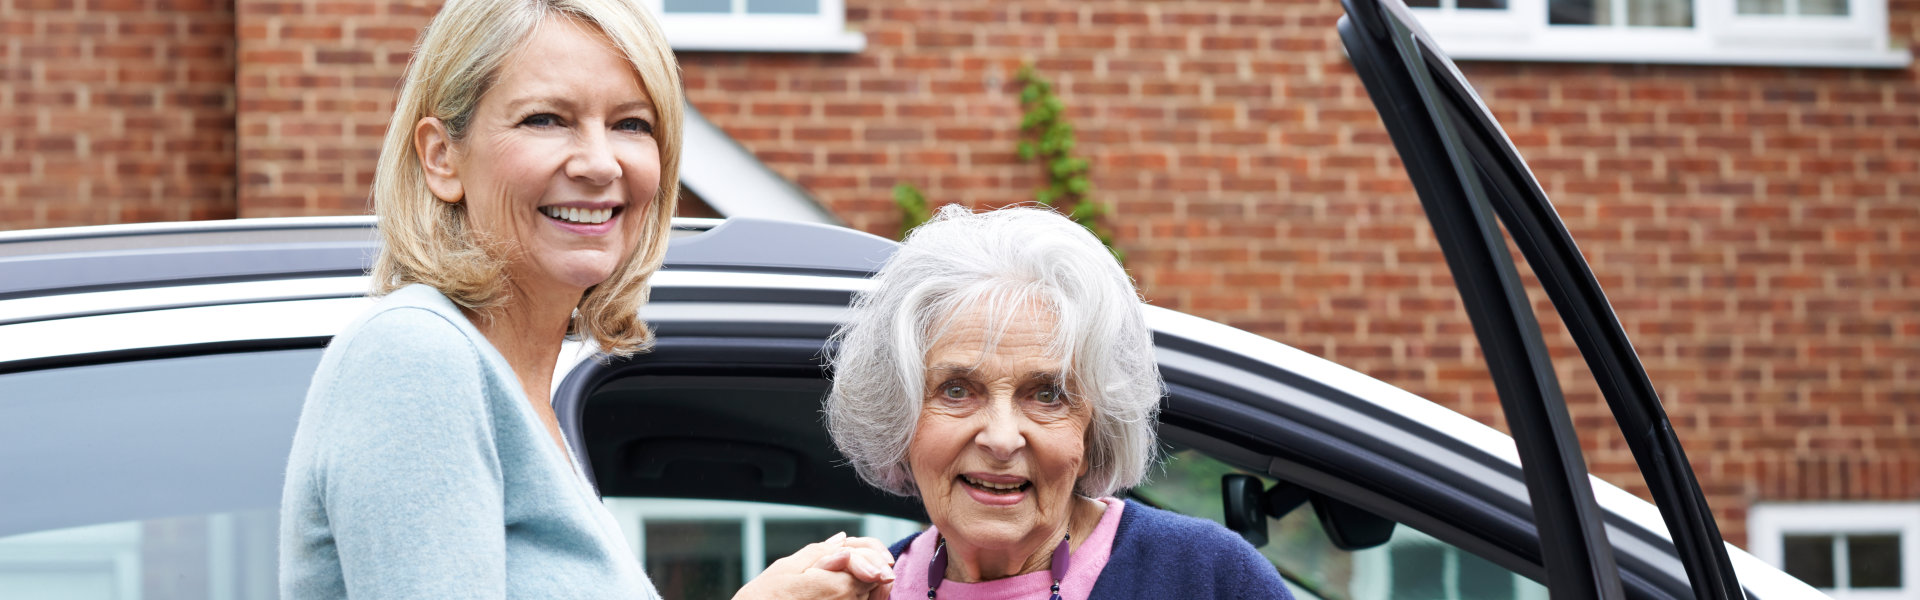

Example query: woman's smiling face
[428,16,660,294]
[907,305,1093,561]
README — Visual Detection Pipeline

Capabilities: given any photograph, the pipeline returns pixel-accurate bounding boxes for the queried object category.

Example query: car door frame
[1336,0,1745,598]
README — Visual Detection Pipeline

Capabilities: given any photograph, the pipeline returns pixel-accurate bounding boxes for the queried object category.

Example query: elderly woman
[279,0,891,597]
[826,206,1293,599]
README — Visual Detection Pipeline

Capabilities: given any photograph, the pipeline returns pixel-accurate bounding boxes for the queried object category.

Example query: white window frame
[642,0,865,53]
[1749,502,1920,600]
[1410,0,1910,68]
[603,498,922,581]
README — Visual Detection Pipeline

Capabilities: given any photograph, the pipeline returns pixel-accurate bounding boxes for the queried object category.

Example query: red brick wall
[234,0,432,216]
[1,0,237,227]
[7,0,1919,548]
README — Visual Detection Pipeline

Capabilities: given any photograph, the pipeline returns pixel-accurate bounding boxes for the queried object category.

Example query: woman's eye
[1035,387,1062,405]
[616,118,653,134]
[942,385,968,400]
[520,113,559,127]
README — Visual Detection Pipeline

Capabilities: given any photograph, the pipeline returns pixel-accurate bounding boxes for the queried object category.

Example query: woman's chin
[532,256,623,292]
[943,524,1032,552]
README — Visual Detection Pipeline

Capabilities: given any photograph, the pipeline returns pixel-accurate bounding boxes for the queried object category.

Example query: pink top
[890,497,1126,600]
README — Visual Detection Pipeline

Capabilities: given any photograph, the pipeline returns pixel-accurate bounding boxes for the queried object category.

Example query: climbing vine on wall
[1014,65,1120,260]
[894,65,1122,261]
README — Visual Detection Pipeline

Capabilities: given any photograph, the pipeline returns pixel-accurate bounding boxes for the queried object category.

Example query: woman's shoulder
[1097,499,1295,598]
[1115,499,1250,550]
[330,285,483,360]
[310,284,495,402]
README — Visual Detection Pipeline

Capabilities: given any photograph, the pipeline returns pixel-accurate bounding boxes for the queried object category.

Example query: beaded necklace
[926,532,1071,600]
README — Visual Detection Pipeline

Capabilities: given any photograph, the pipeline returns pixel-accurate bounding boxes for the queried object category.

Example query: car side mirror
[1221,474,1396,551]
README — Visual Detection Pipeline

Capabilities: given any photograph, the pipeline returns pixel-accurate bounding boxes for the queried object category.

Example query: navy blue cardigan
[889,499,1295,599]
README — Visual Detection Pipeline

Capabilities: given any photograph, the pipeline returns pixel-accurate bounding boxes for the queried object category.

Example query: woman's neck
[464,280,580,402]
[944,496,1106,583]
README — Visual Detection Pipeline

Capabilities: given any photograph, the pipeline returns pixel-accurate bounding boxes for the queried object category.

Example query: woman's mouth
[539,205,620,225]
[959,474,1029,506]
[959,474,1030,495]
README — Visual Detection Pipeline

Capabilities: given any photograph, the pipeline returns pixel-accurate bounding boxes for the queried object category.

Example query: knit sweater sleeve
[304,307,508,598]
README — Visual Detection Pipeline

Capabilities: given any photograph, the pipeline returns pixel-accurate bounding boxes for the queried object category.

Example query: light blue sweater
[280,284,658,599]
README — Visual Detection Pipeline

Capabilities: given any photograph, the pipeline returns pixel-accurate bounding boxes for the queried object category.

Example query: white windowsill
[1435,36,1913,68]
[665,29,866,53]
[1410,0,1914,70]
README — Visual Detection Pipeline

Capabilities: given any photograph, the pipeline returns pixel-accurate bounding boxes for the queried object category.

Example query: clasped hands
[733,531,897,600]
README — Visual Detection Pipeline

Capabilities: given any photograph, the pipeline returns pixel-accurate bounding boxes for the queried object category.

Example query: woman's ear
[414,117,463,203]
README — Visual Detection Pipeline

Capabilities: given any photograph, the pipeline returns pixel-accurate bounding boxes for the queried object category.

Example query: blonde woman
[278,1,892,597]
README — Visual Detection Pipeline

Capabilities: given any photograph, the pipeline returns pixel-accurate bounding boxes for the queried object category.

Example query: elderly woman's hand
[732,532,895,600]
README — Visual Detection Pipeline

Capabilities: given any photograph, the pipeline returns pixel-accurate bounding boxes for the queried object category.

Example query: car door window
[1135,448,1548,600]
[0,349,322,599]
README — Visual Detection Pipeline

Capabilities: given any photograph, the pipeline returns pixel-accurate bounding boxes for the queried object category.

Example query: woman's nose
[566,128,622,186]
[974,399,1026,461]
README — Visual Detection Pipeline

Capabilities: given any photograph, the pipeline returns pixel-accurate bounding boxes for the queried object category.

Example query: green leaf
[893,182,931,240]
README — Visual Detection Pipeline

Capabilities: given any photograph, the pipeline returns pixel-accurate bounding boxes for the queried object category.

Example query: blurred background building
[2,0,1916,595]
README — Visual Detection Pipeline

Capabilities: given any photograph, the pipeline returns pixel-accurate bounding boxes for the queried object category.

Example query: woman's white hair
[824,204,1163,498]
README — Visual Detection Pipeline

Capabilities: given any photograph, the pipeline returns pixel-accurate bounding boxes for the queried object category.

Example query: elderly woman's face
[439,17,659,292]
[908,306,1092,555]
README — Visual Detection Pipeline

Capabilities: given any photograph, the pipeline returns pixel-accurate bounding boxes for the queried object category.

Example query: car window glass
[1135,448,1548,600]
[602,498,923,599]
[0,350,319,598]
[0,350,321,538]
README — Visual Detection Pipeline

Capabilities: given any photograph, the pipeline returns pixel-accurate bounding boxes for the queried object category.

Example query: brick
[1057,33,1116,49]
[914,31,976,48]
[1127,34,1187,52]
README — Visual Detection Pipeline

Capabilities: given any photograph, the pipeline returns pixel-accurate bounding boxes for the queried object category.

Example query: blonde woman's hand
[733,532,896,600]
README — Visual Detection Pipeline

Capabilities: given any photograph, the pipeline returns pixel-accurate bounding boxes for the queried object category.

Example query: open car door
[1336,1,1746,600]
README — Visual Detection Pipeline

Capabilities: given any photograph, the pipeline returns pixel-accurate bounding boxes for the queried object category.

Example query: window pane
[1628,0,1692,26]
[763,519,862,569]
[1800,0,1849,15]
[0,350,320,538]
[746,0,819,14]
[1784,534,1837,588]
[1550,0,1612,25]
[663,0,730,13]
[1737,0,1787,14]
[1391,543,1448,598]
[1459,0,1510,9]
[645,520,743,599]
[1459,550,1517,598]
[1849,534,1902,588]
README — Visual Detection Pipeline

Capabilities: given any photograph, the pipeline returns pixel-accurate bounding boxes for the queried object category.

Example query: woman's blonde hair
[370,0,683,357]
